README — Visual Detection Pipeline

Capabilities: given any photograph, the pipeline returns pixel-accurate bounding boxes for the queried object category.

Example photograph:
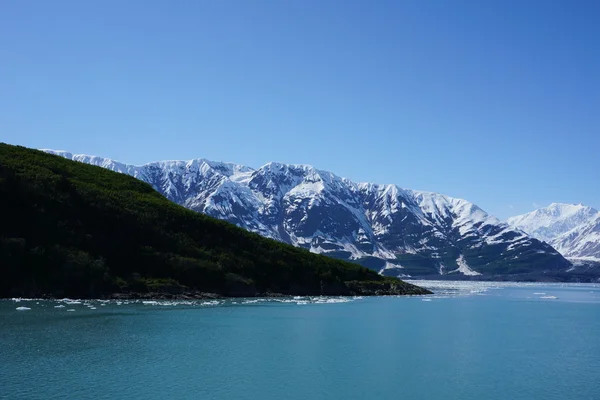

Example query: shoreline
[1,282,432,300]
[4,280,600,301]
[6,276,600,301]
[2,291,429,301]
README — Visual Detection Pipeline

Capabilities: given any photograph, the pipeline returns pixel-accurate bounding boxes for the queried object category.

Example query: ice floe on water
[8,281,596,313]
[5,296,369,313]
[274,296,357,305]
[132,296,361,308]
[6,281,599,313]
[405,280,600,303]
[127,296,353,307]
[405,280,505,298]
[404,280,566,299]
[313,297,353,304]
[241,299,262,304]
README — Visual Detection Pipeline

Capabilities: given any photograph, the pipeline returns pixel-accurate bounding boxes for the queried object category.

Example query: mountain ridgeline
[44,149,572,279]
[508,203,600,262]
[0,144,430,298]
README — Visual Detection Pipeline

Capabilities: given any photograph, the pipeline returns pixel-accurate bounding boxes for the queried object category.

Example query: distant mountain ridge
[508,203,600,262]
[44,149,571,278]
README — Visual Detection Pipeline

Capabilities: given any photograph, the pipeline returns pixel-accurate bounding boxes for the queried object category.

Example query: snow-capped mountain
[43,149,570,278]
[508,203,600,262]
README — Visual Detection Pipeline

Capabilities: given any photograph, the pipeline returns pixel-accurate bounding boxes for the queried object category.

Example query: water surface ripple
[2,282,599,400]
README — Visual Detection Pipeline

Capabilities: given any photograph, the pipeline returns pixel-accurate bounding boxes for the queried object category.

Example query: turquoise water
[2,281,600,400]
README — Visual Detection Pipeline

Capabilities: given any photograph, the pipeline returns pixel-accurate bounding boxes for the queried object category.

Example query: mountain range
[508,203,600,263]
[43,149,572,279]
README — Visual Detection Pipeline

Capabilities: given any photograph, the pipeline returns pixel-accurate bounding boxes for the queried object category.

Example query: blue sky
[1,0,598,220]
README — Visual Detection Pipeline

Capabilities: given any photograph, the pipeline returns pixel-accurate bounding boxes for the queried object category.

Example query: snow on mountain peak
[43,149,571,276]
[508,203,598,242]
[508,203,600,262]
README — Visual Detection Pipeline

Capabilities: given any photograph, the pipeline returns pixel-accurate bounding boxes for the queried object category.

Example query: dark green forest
[0,144,429,298]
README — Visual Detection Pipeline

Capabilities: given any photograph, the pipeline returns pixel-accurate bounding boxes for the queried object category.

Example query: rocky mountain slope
[44,150,571,278]
[508,203,600,262]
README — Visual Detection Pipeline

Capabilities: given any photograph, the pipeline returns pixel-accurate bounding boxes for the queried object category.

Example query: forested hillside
[0,144,428,298]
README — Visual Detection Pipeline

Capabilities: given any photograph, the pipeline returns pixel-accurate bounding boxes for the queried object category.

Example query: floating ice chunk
[65,301,81,305]
[533,292,546,295]
[16,306,31,311]
[540,296,558,299]
[422,298,432,302]
[314,298,350,304]
[67,309,76,312]
[89,307,97,310]
[54,305,65,308]
[142,301,158,305]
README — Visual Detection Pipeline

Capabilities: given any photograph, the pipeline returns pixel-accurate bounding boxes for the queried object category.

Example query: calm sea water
[2,281,600,400]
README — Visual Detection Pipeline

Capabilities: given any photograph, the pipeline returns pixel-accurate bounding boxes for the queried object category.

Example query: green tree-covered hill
[0,144,429,298]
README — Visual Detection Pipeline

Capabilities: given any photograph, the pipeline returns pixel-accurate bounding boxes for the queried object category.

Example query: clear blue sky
[1,0,599,219]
